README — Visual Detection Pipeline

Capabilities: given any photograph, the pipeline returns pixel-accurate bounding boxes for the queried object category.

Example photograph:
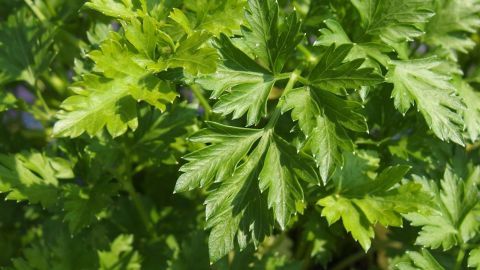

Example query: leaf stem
[191,84,212,120]
[121,153,156,237]
[123,178,156,236]
[33,80,52,116]
[266,69,301,129]
[24,0,47,21]
[297,43,317,63]
[331,251,368,270]
[454,247,466,270]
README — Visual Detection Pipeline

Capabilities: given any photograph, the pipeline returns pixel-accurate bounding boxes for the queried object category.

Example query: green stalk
[33,80,52,116]
[297,43,317,63]
[24,0,47,21]
[266,69,301,129]
[191,84,212,120]
[122,178,155,236]
[331,251,368,270]
[454,247,466,270]
[122,154,156,237]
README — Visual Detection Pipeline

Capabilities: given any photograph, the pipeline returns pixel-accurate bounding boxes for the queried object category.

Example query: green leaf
[123,16,163,59]
[386,58,465,145]
[455,78,480,142]
[352,0,434,55]
[63,182,116,234]
[0,11,54,86]
[241,0,302,73]
[318,152,422,251]
[85,0,139,19]
[168,31,218,75]
[197,34,275,126]
[424,0,480,55]
[0,91,18,112]
[469,248,480,270]
[396,249,445,270]
[308,44,384,93]
[315,19,392,68]
[54,33,177,138]
[404,167,480,250]
[176,123,318,261]
[183,0,246,36]
[258,133,318,229]
[282,86,367,182]
[0,152,72,208]
[98,235,141,270]
[175,122,264,192]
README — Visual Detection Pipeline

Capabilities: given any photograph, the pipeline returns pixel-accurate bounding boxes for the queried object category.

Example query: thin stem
[24,0,47,21]
[454,247,466,270]
[121,153,156,237]
[123,179,155,236]
[33,80,52,116]
[191,84,212,120]
[331,251,368,270]
[297,43,317,63]
[266,69,301,129]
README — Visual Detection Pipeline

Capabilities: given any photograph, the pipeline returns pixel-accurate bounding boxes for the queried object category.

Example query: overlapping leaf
[455,78,480,142]
[53,32,177,138]
[396,249,445,270]
[404,168,480,250]
[0,152,73,208]
[196,0,302,126]
[317,152,426,250]
[98,235,141,270]
[182,0,246,35]
[352,0,434,54]
[386,58,465,145]
[176,123,318,261]
[0,11,54,86]
[424,0,480,55]
[196,35,276,126]
[282,86,367,182]
[308,44,384,94]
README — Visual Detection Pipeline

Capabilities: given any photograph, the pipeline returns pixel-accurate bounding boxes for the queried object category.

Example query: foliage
[1,0,480,269]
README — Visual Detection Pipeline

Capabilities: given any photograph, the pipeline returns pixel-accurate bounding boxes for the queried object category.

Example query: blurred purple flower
[21,112,43,130]
[14,85,35,104]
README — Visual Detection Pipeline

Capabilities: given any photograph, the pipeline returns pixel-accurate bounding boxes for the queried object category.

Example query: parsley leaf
[386,57,465,145]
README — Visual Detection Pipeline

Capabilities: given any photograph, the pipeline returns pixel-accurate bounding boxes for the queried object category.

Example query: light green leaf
[469,248,480,270]
[98,235,141,270]
[183,0,246,36]
[0,91,18,112]
[386,58,465,145]
[455,78,480,142]
[54,33,177,138]
[396,249,445,270]
[168,31,218,75]
[424,0,480,55]
[0,152,72,208]
[85,0,139,19]
[318,152,422,251]
[404,167,480,250]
